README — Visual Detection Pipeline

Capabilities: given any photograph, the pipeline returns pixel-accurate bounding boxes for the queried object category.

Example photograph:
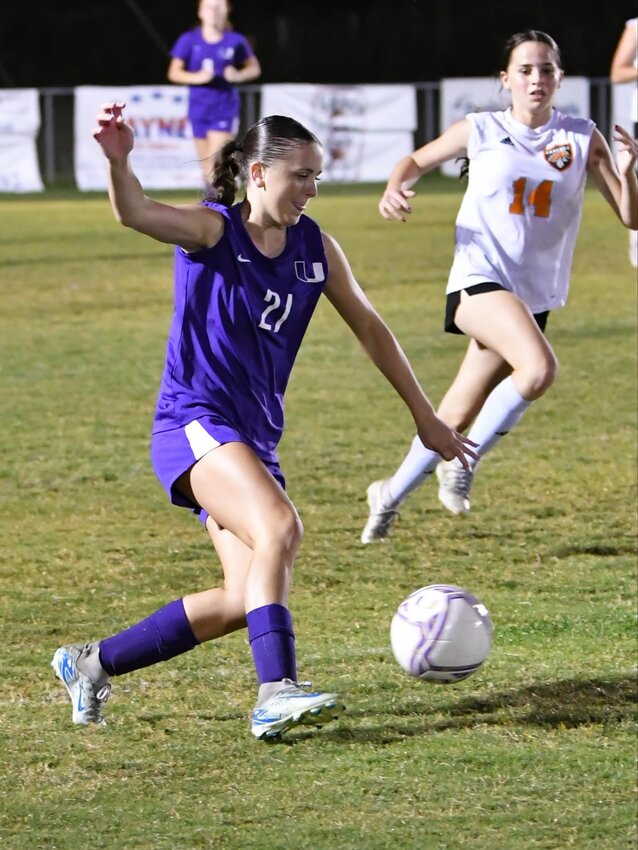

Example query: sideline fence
[36,79,611,187]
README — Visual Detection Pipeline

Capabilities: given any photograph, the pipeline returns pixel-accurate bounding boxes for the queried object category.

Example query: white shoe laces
[363,482,400,540]
[443,464,473,497]
[83,680,112,721]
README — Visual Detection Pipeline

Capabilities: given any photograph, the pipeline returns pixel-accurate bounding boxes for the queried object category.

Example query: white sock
[465,375,531,467]
[257,680,289,705]
[384,376,530,504]
[384,435,441,506]
[77,643,110,686]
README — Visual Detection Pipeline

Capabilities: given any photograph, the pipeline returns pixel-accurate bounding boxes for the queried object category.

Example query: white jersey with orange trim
[446,108,595,313]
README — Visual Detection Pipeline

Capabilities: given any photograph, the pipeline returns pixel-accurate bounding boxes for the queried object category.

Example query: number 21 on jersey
[259,289,293,333]
[509,178,553,218]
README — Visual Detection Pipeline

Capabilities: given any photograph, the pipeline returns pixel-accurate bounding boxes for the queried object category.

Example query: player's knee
[521,350,559,399]
[538,349,559,394]
[284,511,304,552]
[264,505,304,556]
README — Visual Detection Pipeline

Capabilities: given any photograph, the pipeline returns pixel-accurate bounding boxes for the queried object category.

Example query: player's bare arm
[379,119,472,222]
[321,232,477,467]
[610,24,638,84]
[93,103,224,250]
[167,57,213,86]
[224,55,262,83]
[587,125,638,228]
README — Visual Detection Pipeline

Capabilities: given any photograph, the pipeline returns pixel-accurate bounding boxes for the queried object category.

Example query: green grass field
[0,177,636,850]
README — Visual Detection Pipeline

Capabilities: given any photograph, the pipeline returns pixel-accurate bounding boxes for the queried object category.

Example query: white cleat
[436,460,474,515]
[251,679,344,740]
[360,480,401,544]
[51,644,111,725]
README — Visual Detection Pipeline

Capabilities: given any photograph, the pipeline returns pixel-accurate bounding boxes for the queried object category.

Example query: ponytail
[205,139,244,206]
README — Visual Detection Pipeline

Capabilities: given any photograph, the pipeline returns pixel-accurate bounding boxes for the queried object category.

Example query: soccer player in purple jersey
[167,0,261,180]
[51,102,477,740]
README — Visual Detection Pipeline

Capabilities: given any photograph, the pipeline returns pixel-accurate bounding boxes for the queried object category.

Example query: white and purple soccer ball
[390,584,493,683]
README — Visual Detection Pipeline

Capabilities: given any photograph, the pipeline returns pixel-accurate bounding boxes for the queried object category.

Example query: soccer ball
[390,584,492,683]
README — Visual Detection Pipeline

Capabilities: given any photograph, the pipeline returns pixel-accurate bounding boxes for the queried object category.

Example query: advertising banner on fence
[611,82,637,135]
[0,89,44,192]
[260,84,416,182]
[74,86,203,190]
[439,77,590,176]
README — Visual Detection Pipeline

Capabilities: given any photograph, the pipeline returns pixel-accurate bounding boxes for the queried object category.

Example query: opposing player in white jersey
[361,29,638,544]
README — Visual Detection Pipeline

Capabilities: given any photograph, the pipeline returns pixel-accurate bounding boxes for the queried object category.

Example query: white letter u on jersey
[294,261,325,283]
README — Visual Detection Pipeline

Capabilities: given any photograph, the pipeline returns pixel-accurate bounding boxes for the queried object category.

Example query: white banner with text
[611,82,637,134]
[74,85,203,191]
[260,84,417,182]
[0,89,44,192]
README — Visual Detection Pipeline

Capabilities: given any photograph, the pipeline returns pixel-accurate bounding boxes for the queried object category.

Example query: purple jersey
[170,28,254,122]
[153,202,328,464]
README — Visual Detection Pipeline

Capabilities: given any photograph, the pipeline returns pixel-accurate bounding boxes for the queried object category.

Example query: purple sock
[98,598,199,676]
[246,603,296,684]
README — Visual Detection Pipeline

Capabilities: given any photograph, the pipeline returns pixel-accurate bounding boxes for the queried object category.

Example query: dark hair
[500,30,562,72]
[457,30,562,180]
[205,115,321,206]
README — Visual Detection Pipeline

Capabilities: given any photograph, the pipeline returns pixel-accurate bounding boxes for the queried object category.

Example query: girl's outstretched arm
[587,124,638,229]
[93,102,224,250]
[322,231,478,467]
[378,118,471,221]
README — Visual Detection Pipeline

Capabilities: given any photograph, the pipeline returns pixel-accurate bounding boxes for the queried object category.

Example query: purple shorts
[151,417,285,525]
[191,114,240,138]
[189,92,240,138]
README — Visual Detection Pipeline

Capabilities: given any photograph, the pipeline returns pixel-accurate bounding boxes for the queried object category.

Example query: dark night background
[2,1,636,88]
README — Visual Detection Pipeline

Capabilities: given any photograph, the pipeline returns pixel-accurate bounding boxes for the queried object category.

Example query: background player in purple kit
[51,102,476,740]
[167,0,261,180]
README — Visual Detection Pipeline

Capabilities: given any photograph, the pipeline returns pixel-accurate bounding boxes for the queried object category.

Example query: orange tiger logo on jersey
[544,143,573,171]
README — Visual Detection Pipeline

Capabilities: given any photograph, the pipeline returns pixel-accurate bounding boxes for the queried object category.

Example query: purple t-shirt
[170,28,254,119]
[153,202,329,464]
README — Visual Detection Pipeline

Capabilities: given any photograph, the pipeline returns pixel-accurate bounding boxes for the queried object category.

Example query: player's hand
[223,66,243,83]
[416,418,479,469]
[92,102,134,160]
[378,187,416,222]
[612,123,638,175]
[194,63,214,84]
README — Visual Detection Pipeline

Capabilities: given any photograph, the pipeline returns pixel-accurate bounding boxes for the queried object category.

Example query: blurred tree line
[2,0,631,87]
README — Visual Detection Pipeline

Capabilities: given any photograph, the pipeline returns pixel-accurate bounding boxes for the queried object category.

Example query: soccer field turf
[0,179,636,849]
